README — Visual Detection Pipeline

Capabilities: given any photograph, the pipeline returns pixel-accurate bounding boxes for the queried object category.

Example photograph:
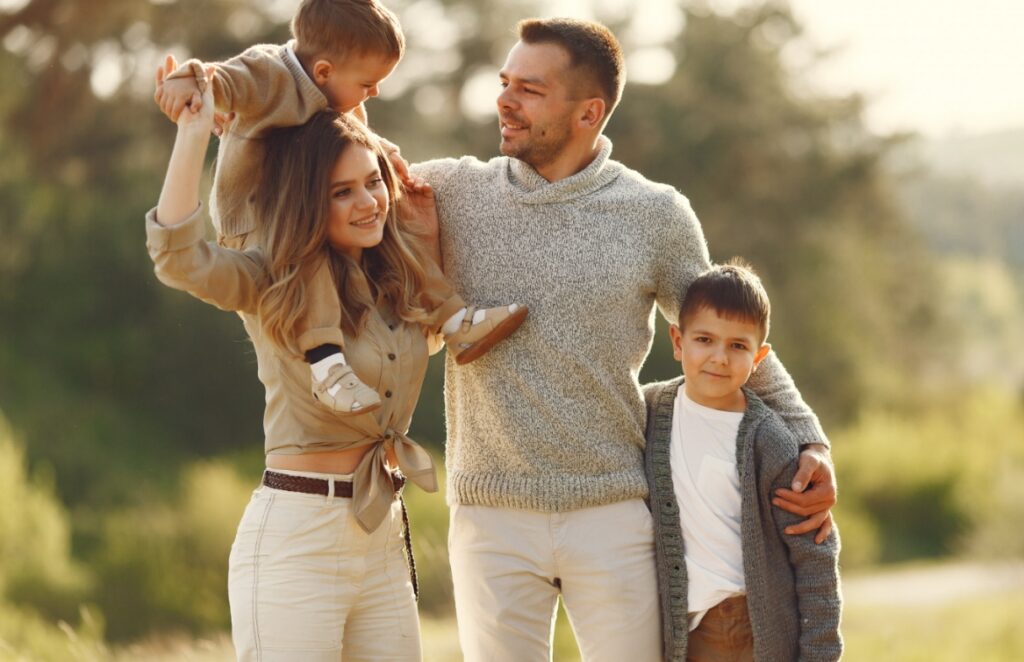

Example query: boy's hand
[154,54,203,122]
[773,444,836,544]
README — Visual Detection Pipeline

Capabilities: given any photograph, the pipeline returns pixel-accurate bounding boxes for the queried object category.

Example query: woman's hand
[155,62,217,227]
[398,176,442,265]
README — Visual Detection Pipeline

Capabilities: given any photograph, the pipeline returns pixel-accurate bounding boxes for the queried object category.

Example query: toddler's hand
[154,54,202,122]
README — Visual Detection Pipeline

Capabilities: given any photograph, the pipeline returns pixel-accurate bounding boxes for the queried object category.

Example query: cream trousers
[228,474,421,661]
[448,499,662,662]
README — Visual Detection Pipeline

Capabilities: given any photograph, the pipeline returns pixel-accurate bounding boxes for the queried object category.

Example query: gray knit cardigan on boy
[643,376,843,661]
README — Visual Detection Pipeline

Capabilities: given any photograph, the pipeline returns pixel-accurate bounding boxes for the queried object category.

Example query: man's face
[496,41,579,169]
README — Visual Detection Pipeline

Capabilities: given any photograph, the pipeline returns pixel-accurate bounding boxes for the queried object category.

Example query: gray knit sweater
[412,138,828,511]
[644,376,842,661]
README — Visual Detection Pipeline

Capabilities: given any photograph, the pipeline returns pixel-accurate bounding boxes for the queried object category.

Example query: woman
[147,72,442,661]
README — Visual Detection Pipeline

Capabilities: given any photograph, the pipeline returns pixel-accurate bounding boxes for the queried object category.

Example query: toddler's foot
[310,354,381,415]
[443,304,528,365]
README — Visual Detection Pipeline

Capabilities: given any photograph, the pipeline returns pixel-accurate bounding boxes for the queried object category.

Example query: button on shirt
[145,204,438,532]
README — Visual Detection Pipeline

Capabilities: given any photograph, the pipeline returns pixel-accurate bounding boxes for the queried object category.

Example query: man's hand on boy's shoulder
[772,444,836,544]
[154,54,203,122]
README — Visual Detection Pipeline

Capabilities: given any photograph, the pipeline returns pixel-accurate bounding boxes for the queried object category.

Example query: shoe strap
[324,363,356,391]
[460,306,478,334]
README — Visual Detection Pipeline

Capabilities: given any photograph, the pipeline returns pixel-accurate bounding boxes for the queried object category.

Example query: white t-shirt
[669,387,746,630]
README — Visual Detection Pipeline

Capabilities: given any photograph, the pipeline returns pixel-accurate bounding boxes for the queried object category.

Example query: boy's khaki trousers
[448,499,662,662]
[228,476,421,661]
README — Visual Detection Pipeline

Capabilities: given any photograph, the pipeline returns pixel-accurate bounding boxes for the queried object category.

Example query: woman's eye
[333,188,350,198]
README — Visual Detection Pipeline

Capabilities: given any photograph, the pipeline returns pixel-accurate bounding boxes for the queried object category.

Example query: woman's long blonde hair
[253,111,441,355]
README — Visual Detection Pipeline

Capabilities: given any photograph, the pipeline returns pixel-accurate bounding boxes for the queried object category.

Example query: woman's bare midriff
[267,445,398,475]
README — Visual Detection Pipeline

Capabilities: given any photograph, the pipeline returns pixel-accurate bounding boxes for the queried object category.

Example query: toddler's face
[320,53,397,113]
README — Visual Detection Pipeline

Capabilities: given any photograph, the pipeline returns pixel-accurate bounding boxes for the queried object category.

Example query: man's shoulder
[412,154,507,189]
[608,159,687,201]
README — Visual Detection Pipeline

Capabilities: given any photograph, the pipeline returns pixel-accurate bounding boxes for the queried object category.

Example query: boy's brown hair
[679,259,771,343]
[292,0,405,64]
[517,18,625,118]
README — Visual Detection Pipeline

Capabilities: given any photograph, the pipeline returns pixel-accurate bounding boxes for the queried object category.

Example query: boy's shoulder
[641,376,684,409]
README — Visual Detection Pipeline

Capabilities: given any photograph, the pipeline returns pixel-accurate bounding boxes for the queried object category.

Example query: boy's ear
[669,323,684,362]
[311,59,334,85]
[752,343,771,370]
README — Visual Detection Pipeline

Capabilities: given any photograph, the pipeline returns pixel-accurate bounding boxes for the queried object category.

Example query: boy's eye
[732,343,748,351]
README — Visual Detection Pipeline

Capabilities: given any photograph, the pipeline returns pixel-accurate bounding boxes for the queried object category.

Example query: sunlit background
[1,0,1021,660]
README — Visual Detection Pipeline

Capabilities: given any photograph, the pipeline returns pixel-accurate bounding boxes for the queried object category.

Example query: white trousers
[228,475,421,661]
[448,499,662,662]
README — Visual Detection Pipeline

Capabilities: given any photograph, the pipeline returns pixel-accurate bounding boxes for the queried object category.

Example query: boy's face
[314,53,398,113]
[670,307,771,412]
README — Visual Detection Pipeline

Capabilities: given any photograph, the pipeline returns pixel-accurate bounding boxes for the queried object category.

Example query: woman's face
[326,144,389,260]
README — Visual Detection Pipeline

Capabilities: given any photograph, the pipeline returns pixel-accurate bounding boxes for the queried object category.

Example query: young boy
[155,0,526,416]
[643,261,842,661]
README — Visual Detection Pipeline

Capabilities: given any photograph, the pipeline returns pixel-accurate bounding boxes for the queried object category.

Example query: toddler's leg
[424,261,528,365]
[300,257,381,416]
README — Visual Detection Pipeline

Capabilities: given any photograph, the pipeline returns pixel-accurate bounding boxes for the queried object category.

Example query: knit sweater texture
[413,138,828,511]
[644,376,843,661]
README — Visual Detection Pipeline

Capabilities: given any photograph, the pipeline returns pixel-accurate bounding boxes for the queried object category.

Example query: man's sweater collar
[505,135,622,205]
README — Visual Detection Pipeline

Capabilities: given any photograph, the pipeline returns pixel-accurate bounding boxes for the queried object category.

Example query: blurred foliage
[0,0,1021,653]
[87,461,252,640]
[0,410,88,616]
[833,388,1024,567]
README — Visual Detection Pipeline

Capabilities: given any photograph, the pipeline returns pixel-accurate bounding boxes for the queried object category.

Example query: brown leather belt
[263,470,405,498]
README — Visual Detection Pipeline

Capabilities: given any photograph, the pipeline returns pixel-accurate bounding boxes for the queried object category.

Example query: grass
[5,567,1023,660]
[841,593,1024,662]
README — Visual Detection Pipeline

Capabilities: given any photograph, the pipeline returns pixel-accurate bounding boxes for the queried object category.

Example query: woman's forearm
[156,125,212,226]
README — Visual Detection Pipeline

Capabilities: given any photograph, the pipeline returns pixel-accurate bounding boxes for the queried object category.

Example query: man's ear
[577,97,606,130]
[752,343,772,370]
[312,59,334,85]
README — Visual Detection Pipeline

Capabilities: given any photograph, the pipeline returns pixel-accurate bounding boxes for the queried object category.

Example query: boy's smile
[670,307,771,412]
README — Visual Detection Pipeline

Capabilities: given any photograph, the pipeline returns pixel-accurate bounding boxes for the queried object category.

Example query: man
[411,18,836,661]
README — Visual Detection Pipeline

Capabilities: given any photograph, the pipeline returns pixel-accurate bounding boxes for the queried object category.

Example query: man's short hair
[292,0,404,64]
[517,18,625,116]
[679,259,771,343]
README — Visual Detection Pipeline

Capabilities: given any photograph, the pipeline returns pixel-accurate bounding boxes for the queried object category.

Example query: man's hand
[773,444,836,544]
[154,55,202,122]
